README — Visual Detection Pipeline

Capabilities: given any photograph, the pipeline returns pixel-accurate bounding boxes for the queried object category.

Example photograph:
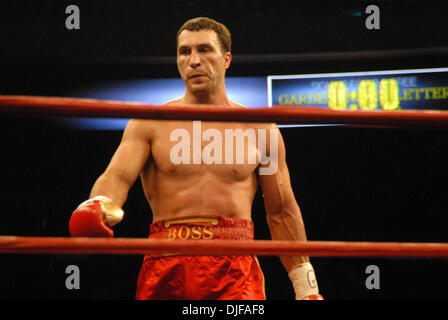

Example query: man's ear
[224,52,232,70]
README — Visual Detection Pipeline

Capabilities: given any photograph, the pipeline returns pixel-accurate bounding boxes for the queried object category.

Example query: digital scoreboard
[267,67,448,111]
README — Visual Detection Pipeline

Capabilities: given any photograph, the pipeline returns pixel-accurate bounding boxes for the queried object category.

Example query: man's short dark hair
[177,17,232,54]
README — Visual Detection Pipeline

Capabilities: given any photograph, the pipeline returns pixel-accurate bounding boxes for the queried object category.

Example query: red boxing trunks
[135,215,266,300]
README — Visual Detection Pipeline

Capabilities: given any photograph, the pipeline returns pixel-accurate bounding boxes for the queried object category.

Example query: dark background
[1,0,448,300]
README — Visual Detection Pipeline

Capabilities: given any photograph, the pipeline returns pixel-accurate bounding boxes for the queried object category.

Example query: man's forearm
[266,207,310,272]
[90,173,130,208]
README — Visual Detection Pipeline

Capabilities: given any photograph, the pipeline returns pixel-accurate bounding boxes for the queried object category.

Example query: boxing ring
[0,94,447,261]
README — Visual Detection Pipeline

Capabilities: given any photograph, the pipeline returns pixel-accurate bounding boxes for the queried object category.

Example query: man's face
[177,29,231,95]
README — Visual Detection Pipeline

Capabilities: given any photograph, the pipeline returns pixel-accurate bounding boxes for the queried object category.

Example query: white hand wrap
[288,262,319,300]
[77,195,112,208]
[77,195,124,227]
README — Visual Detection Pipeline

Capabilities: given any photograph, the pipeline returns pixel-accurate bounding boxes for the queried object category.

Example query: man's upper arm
[258,125,297,214]
[258,125,309,272]
[102,119,152,187]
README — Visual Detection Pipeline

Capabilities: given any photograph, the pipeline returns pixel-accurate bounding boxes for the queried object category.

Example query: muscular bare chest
[149,120,263,179]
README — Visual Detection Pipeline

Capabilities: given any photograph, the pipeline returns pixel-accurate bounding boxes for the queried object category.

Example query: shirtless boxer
[69,17,323,300]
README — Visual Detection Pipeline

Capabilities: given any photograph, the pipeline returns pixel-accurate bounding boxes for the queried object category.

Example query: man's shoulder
[226,101,279,131]
[163,98,184,106]
[125,118,159,140]
[124,98,187,138]
[231,101,247,109]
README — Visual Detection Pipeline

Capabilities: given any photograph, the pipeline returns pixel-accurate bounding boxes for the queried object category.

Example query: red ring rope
[1,236,448,257]
[0,95,448,128]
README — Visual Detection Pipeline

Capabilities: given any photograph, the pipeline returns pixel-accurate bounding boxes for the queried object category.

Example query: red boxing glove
[69,196,124,238]
[307,294,325,300]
